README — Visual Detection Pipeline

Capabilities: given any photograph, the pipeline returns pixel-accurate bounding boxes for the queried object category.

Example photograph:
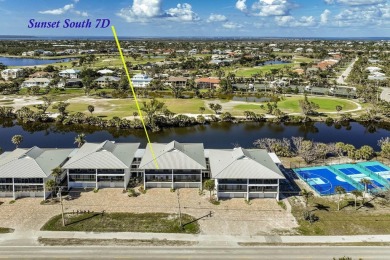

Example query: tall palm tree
[45,179,56,199]
[299,189,314,208]
[74,133,86,148]
[51,167,62,184]
[360,178,372,204]
[11,135,23,148]
[335,186,346,211]
[351,190,363,210]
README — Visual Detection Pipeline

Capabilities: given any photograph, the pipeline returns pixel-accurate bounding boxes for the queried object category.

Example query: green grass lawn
[233,96,358,115]
[235,64,295,77]
[291,196,390,235]
[41,212,200,234]
[277,96,358,113]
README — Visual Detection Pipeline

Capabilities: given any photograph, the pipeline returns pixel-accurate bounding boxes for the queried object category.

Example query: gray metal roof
[209,148,285,179]
[0,147,72,178]
[139,141,206,170]
[63,141,140,169]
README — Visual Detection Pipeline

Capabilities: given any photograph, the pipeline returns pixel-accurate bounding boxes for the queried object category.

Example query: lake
[0,57,73,66]
[0,120,388,151]
[257,60,290,66]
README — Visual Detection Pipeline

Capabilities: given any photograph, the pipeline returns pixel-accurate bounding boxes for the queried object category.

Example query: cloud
[73,10,88,17]
[118,1,199,23]
[275,15,317,27]
[325,0,386,5]
[39,4,74,15]
[117,0,162,22]
[39,2,88,17]
[320,9,331,24]
[252,0,293,17]
[207,13,228,22]
[165,3,199,22]
[236,0,248,12]
[222,22,243,29]
[331,4,390,27]
[73,0,80,3]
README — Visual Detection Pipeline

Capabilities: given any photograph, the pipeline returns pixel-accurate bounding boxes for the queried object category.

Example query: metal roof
[209,148,285,179]
[139,141,206,170]
[0,147,72,178]
[63,141,140,169]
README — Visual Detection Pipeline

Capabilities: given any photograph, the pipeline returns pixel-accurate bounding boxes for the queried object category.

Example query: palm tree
[351,190,363,210]
[204,179,215,200]
[74,133,86,148]
[11,135,23,148]
[360,178,372,203]
[45,179,56,199]
[335,186,346,211]
[199,107,205,115]
[87,105,95,115]
[299,189,314,208]
[51,167,62,184]
[133,111,138,120]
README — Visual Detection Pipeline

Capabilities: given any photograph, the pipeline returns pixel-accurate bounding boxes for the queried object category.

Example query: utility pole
[57,187,65,227]
[176,189,183,229]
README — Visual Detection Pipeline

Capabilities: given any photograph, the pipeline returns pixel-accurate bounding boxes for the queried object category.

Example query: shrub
[9,200,15,204]
[139,185,146,194]
[278,201,287,210]
[127,188,138,197]
[170,188,176,193]
[209,198,220,205]
[93,188,99,193]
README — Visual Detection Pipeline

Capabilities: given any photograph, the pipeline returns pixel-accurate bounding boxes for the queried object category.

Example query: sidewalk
[3,230,390,247]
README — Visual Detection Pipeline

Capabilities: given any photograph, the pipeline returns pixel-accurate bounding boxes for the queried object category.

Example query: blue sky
[1,0,389,37]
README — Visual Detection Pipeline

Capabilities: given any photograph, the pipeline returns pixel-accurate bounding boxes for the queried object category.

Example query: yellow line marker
[111,26,159,169]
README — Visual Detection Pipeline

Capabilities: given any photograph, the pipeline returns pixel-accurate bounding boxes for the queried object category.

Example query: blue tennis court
[294,166,357,195]
[358,161,390,181]
[333,164,383,190]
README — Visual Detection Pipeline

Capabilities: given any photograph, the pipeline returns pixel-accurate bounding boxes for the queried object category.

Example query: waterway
[0,57,73,66]
[0,120,388,151]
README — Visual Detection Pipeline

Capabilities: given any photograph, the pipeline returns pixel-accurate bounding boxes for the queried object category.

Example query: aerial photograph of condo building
[0,0,389,259]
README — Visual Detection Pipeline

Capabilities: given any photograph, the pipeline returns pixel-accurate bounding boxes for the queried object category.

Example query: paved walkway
[2,230,390,247]
[337,57,358,85]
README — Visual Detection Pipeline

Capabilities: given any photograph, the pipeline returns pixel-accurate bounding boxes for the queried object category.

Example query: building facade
[209,148,285,200]
[62,141,140,189]
[0,147,72,199]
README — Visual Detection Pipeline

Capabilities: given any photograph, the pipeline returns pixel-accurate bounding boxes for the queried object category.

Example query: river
[0,120,388,151]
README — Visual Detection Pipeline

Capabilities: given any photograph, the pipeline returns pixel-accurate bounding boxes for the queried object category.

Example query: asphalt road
[0,246,389,259]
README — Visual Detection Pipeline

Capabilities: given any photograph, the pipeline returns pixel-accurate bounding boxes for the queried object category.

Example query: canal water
[0,120,388,151]
[0,57,73,66]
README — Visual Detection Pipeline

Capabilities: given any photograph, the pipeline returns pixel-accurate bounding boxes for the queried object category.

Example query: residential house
[94,76,120,88]
[1,68,24,81]
[21,78,51,88]
[62,141,140,189]
[29,71,53,78]
[195,77,220,89]
[165,76,188,88]
[59,69,80,79]
[131,74,152,88]
[188,49,197,56]
[0,147,72,199]
[139,141,207,189]
[209,148,285,200]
